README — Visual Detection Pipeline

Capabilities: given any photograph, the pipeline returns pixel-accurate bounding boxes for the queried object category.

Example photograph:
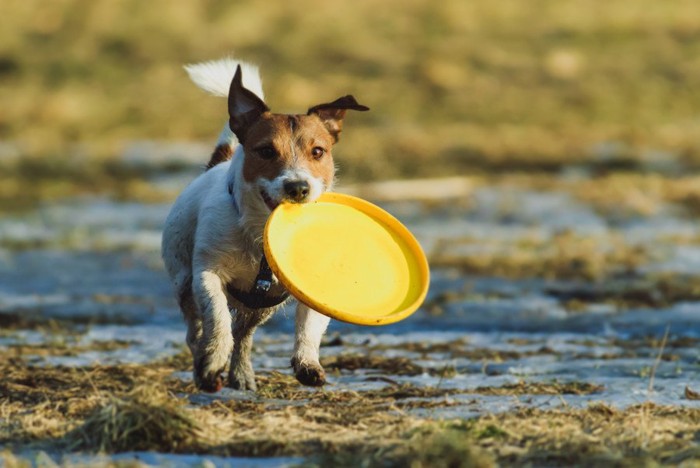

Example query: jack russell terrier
[161,58,368,392]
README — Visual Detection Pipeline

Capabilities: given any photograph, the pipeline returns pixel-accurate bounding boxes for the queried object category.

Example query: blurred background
[2,0,700,210]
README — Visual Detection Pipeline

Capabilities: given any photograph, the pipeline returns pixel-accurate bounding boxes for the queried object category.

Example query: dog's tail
[185,58,264,100]
[184,58,264,169]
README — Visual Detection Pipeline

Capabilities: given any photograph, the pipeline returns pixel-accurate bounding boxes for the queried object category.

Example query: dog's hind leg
[192,269,233,392]
[228,307,275,391]
[291,303,330,386]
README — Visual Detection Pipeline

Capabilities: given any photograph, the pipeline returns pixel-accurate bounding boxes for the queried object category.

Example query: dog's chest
[220,253,287,309]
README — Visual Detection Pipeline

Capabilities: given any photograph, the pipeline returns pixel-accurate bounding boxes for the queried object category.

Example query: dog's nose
[283,180,310,202]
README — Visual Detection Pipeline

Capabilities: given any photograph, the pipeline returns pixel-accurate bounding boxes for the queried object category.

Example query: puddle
[20,451,302,468]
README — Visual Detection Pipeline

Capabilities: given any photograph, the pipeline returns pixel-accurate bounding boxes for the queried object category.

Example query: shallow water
[1,171,699,465]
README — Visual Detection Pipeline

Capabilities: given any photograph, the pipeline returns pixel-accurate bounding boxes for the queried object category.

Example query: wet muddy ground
[1,163,699,466]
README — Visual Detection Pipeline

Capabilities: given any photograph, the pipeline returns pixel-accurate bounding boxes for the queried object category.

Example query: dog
[161,58,368,392]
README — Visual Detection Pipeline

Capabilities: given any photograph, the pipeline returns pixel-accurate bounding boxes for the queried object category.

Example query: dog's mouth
[260,190,280,211]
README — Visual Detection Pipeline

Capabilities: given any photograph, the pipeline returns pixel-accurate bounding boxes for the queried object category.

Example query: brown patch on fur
[206,144,233,170]
[241,113,336,187]
[296,114,336,186]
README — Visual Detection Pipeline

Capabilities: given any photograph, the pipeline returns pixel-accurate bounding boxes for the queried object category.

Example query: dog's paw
[194,368,224,393]
[291,357,327,387]
[228,366,257,391]
[193,342,231,393]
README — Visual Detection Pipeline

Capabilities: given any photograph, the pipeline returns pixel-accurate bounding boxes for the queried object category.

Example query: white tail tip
[184,57,264,100]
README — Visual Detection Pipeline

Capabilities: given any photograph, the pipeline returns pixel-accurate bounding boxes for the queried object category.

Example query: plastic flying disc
[263,192,430,326]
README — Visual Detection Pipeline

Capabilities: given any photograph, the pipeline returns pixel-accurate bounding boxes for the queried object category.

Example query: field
[3,0,700,208]
[1,0,700,466]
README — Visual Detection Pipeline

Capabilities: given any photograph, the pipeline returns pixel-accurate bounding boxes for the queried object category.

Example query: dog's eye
[257,146,277,160]
[311,147,326,160]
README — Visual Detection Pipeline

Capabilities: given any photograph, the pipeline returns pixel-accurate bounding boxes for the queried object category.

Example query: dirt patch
[369,338,471,354]
[571,174,700,220]
[547,274,700,309]
[473,381,604,396]
[5,340,135,358]
[322,354,425,376]
[0,315,86,334]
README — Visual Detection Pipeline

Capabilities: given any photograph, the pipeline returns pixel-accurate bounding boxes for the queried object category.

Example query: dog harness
[226,182,291,309]
[226,254,290,309]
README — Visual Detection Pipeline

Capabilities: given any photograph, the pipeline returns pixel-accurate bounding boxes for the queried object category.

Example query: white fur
[162,58,331,391]
[184,58,264,147]
[293,304,331,365]
[184,58,264,99]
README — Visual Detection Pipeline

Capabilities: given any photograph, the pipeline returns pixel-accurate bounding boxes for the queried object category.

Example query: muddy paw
[292,358,327,387]
[228,366,257,391]
[193,368,224,392]
[194,353,226,393]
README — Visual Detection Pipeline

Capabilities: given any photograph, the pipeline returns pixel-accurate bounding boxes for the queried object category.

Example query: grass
[0,156,176,214]
[548,273,700,309]
[430,230,650,281]
[3,0,700,208]
[0,335,698,465]
[6,340,134,358]
[65,385,210,453]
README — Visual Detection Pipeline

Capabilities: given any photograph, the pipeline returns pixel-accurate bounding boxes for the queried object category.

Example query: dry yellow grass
[569,174,700,218]
[3,1,700,210]
[430,230,649,281]
[2,0,700,178]
[1,341,698,466]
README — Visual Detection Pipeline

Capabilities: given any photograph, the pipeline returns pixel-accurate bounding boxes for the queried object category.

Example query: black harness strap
[226,254,290,309]
[226,182,289,309]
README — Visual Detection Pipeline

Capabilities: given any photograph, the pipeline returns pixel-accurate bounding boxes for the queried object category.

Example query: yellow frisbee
[263,192,430,326]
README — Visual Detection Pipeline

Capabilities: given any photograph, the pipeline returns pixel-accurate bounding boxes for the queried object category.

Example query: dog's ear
[228,65,270,142]
[307,95,369,142]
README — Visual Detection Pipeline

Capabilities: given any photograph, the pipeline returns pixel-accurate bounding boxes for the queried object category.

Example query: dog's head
[228,66,368,211]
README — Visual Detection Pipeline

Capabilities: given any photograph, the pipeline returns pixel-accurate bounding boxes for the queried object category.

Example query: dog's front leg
[291,303,330,386]
[192,269,233,392]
